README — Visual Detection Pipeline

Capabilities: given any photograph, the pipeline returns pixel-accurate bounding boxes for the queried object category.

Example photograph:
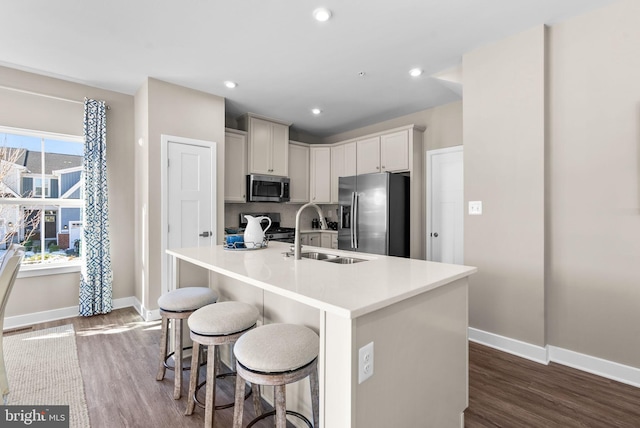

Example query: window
[0,126,84,268]
[33,177,51,197]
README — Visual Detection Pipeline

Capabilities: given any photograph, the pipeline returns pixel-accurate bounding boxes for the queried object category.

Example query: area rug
[3,324,91,428]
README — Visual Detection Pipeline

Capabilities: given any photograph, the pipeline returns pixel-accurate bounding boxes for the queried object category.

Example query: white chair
[0,247,25,404]
[0,244,23,273]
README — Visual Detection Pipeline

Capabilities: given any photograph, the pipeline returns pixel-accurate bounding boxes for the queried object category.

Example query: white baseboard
[548,346,640,388]
[468,327,548,364]
[5,296,140,330]
[469,327,640,389]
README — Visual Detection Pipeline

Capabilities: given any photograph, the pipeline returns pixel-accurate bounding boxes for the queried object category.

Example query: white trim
[469,327,640,389]
[425,145,463,261]
[60,181,81,199]
[17,262,82,278]
[3,296,138,330]
[52,165,83,175]
[160,135,217,294]
[548,346,640,389]
[468,327,549,364]
[0,125,84,143]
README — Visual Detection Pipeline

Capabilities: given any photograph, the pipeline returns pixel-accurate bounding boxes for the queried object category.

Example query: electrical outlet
[469,201,482,215]
[358,342,374,384]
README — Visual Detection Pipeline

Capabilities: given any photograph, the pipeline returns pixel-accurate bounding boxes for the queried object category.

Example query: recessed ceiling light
[224,81,237,89]
[311,108,322,115]
[409,68,423,77]
[313,7,332,22]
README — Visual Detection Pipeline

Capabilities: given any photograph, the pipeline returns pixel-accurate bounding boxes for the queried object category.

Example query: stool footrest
[163,346,206,372]
[246,410,313,428]
[194,372,252,410]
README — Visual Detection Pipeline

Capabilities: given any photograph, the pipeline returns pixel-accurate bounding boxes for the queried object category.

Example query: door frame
[161,134,217,294]
[425,145,463,262]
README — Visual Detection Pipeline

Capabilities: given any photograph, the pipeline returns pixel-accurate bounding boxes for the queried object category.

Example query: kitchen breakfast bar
[167,242,477,427]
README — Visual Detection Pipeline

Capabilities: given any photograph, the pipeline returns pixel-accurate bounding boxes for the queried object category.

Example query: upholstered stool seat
[185,301,261,427]
[156,287,219,399]
[232,323,320,428]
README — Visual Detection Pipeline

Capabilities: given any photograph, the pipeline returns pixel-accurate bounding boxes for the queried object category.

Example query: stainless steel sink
[300,251,367,264]
[326,257,366,264]
[300,252,340,261]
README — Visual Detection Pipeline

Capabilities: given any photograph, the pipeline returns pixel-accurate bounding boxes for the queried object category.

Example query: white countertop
[167,242,477,319]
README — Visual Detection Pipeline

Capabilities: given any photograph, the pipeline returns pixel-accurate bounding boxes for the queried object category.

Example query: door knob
[433,232,439,238]
[199,231,212,237]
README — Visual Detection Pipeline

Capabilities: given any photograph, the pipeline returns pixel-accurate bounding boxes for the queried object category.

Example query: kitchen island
[167,242,476,427]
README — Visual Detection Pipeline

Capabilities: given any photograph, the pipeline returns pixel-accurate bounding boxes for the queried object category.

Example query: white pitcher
[243,215,272,248]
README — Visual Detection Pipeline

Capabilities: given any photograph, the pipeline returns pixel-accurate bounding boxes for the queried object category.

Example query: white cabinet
[356,136,381,174]
[320,233,332,249]
[307,233,321,247]
[224,129,247,203]
[380,130,410,172]
[300,232,333,248]
[310,146,331,203]
[330,142,356,203]
[356,130,410,174]
[238,114,290,177]
[289,142,309,203]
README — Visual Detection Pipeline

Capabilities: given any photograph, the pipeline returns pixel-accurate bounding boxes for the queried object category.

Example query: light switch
[469,201,482,215]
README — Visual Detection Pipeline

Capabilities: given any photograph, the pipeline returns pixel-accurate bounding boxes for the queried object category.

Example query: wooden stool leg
[274,384,287,428]
[205,344,217,428]
[185,341,201,415]
[310,364,320,427]
[156,316,169,381]
[252,383,262,417]
[232,372,246,428]
[174,318,183,399]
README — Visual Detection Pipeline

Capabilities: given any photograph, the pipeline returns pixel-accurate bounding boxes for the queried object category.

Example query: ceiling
[0,0,616,138]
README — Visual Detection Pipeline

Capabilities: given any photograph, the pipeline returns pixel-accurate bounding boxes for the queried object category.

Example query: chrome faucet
[294,202,327,260]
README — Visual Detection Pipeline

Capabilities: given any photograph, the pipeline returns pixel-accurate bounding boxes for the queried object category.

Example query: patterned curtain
[79,98,113,316]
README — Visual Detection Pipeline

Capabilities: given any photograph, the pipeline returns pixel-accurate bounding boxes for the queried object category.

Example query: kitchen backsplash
[225,202,339,229]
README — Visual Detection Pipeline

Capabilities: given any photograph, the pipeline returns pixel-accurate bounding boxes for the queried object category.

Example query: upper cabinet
[380,130,410,172]
[356,130,410,174]
[330,142,356,203]
[310,146,331,203]
[238,113,291,177]
[356,136,381,174]
[289,142,310,203]
[224,129,247,203]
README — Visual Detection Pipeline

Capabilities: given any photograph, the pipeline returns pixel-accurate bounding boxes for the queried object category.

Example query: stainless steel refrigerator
[338,172,410,257]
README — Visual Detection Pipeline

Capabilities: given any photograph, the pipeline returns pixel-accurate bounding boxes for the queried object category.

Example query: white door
[163,135,216,293]
[427,147,463,264]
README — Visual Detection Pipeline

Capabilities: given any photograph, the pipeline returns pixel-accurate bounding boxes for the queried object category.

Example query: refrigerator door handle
[350,191,355,248]
[353,192,359,249]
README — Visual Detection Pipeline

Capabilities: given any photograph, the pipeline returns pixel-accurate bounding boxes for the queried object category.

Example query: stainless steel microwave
[246,174,290,202]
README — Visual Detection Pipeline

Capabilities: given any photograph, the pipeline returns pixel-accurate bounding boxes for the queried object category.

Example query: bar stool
[232,323,320,428]
[185,301,261,427]
[156,287,219,399]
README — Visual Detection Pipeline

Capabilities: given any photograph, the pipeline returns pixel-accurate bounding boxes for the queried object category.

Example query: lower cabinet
[300,232,337,249]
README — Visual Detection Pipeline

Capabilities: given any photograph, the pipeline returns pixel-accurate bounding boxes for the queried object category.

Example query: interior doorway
[426,146,464,264]
[161,135,217,294]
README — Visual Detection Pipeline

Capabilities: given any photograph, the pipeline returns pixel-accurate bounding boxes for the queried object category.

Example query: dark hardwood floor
[7,307,640,427]
[465,342,640,427]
